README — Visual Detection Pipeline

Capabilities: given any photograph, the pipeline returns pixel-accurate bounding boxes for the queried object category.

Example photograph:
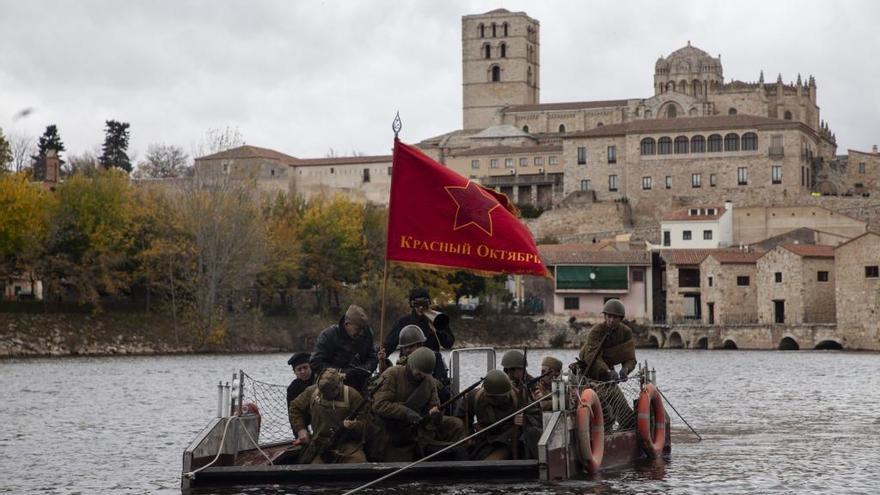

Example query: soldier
[288,368,367,464]
[455,369,535,460]
[378,324,425,371]
[571,298,637,431]
[286,352,315,437]
[368,347,465,462]
[533,356,563,411]
[499,350,541,459]
[310,304,378,392]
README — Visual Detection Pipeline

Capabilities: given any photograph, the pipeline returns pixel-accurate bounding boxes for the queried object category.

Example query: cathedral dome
[663,42,721,76]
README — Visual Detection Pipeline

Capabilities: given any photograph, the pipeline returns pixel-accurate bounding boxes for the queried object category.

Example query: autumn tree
[99,120,132,172]
[134,143,190,179]
[64,149,101,178]
[257,192,306,310]
[0,173,54,291]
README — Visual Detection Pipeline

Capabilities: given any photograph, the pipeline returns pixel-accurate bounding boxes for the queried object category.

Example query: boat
[181,347,671,493]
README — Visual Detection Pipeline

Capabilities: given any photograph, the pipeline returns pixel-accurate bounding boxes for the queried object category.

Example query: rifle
[419,376,485,426]
[298,377,384,464]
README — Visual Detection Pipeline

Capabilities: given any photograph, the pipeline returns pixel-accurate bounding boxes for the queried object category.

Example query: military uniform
[576,321,637,431]
[288,383,367,464]
[368,364,465,462]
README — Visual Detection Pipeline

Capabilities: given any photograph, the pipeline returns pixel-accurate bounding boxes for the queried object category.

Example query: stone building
[733,205,866,245]
[834,232,880,350]
[756,244,836,325]
[194,145,298,196]
[699,251,762,325]
[660,202,732,248]
[814,147,880,196]
[660,249,712,323]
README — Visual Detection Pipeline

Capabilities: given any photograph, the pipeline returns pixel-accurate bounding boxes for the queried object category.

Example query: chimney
[724,200,733,214]
[44,149,60,183]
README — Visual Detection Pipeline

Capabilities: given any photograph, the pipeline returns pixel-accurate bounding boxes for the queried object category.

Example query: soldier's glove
[605,369,619,381]
[405,409,422,426]
[618,368,628,382]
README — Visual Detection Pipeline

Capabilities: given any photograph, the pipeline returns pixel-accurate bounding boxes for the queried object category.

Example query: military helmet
[483,369,512,396]
[500,350,526,369]
[602,298,626,317]
[399,324,426,347]
[407,347,436,374]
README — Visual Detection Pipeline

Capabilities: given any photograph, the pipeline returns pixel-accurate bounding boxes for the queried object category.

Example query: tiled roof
[661,206,726,221]
[295,155,392,167]
[505,99,629,113]
[707,251,763,264]
[661,249,713,266]
[539,244,651,265]
[834,231,880,250]
[565,115,804,139]
[196,145,300,164]
[452,145,563,157]
[781,244,835,258]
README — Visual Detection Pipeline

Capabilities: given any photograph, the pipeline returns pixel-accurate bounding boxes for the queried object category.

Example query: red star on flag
[444,181,500,236]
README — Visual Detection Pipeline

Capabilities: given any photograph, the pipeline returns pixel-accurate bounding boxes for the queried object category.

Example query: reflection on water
[1,349,879,494]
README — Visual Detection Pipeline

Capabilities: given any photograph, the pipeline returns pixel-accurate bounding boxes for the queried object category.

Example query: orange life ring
[237,401,262,431]
[575,388,604,473]
[637,383,666,457]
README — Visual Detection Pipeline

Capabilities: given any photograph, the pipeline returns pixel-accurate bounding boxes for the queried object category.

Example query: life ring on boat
[575,388,604,473]
[237,401,262,430]
[637,383,666,458]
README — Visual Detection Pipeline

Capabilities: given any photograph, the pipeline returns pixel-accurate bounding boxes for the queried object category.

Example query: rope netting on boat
[571,376,643,433]
[239,371,295,445]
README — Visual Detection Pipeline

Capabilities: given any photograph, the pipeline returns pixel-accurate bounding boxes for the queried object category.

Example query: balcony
[479,172,563,188]
[768,146,785,160]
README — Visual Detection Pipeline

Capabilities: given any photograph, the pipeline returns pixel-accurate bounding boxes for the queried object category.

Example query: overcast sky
[2,0,879,164]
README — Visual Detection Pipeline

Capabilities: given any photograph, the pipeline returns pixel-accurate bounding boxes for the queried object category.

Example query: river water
[1,349,878,494]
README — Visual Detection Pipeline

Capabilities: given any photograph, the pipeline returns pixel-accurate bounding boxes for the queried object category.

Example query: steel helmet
[399,325,427,347]
[602,298,626,318]
[483,369,512,396]
[407,347,436,374]
[500,350,525,369]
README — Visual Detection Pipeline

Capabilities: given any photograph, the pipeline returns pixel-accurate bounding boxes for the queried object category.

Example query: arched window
[666,105,677,118]
[666,81,675,92]
[742,132,758,150]
[724,133,740,152]
[784,111,792,120]
[558,124,566,133]
[491,65,501,82]
[479,24,485,38]
[492,23,497,37]
[597,122,604,127]
[645,109,653,118]
[500,43,507,58]
[689,107,698,116]
[693,80,701,96]
[484,44,491,59]
[527,66,532,85]
[691,135,706,153]
[708,134,723,152]
[679,79,688,93]
[523,125,530,133]
[674,136,689,154]
[728,108,737,115]
[640,138,656,155]
[658,137,672,155]
[503,22,509,36]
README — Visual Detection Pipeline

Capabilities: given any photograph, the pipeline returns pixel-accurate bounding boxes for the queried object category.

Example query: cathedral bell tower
[461,9,539,130]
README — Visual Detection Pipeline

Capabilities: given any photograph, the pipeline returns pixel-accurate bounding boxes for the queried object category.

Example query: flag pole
[379,112,403,348]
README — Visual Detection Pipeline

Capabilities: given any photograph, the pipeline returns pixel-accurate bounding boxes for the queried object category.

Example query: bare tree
[64,148,102,178]
[192,126,245,159]
[9,132,36,173]
[134,143,191,179]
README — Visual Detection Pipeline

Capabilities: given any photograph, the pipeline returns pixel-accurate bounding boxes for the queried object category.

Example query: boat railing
[236,370,295,445]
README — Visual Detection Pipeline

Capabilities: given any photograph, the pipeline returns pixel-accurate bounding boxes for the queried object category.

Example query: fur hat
[344,304,369,328]
[541,356,563,372]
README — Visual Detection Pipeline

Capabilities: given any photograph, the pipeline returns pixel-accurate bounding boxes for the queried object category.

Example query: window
[503,22,509,36]
[817,271,829,282]
[640,138,656,155]
[608,175,618,192]
[519,157,528,167]
[666,105,677,118]
[665,176,672,189]
[772,166,782,184]
[737,276,750,286]
[691,135,706,153]
[491,65,501,82]
[471,160,480,169]
[775,272,782,283]
[479,23,485,38]
[564,297,580,310]
[771,134,784,149]
[558,124,566,133]
[490,159,499,168]
[708,276,713,287]
[523,125,530,133]
[363,168,371,183]
[706,208,716,215]
[866,266,879,278]
[683,230,692,240]
[505,158,514,168]
[534,157,544,167]
[580,179,591,191]
[737,167,748,185]
[492,22,497,37]
[577,147,587,165]
[679,268,700,287]
[484,44,491,59]
[784,111,792,120]
[728,108,737,115]
[692,173,702,188]
[330,167,334,174]
[674,136,689,154]
[742,132,758,151]
[703,230,713,240]
[632,270,644,282]
[724,133,740,152]
[859,162,866,174]
[549,156,558,166]
[710,174,717,187]
[607,146,617,164]
[708,134,723,152]
[500,43,507,58]
[658,137,672,155]
[663,231,671,246]
[642,176,653,190]
[387,166,393,175]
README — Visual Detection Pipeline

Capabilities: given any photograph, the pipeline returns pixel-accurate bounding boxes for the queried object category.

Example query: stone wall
[656,323,868,350]
[802,257,836,323]
[834,233,880,350]
[700,257,758,324]
[756,247,803,324]
[524,200,631,243]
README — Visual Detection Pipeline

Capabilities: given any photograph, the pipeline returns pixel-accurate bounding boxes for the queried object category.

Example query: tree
[192,126,245,159]
[64,149,101,178]
[0,173,54,288]
[0,128,12,172]
[257,192,307,309]
[32,125,66,179]
[99,120,132,172]
[133,143,190,179]
[9,132,36,173]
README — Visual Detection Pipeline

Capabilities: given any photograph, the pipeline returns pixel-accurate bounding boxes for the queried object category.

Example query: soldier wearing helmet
[366,347,465,462]
[532,356,563,412]
[499,350,541,459]
[571,298,637,431]
[377,324,426,372]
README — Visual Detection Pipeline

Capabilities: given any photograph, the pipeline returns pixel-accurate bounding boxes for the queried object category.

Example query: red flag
[386,139,550,277]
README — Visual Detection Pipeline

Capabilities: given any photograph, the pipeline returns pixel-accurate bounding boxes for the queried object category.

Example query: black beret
[409,287,430,300]
[287,352,311,367]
